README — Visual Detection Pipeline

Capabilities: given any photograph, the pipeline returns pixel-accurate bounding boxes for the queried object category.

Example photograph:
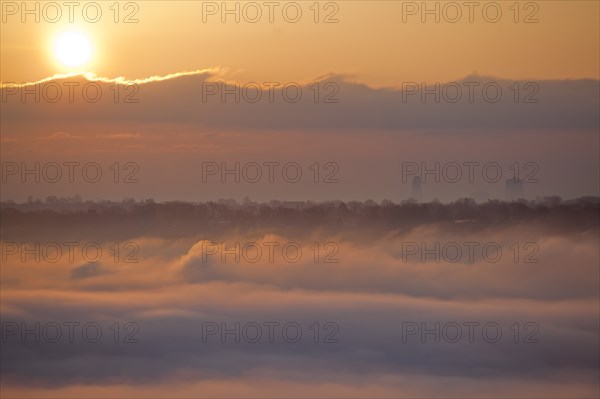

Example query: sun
[53,31,93,68]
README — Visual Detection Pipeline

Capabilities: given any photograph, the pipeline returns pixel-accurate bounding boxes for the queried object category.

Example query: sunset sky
[1,2,599,202]
[1,1,599,86]
[1,1,599,398]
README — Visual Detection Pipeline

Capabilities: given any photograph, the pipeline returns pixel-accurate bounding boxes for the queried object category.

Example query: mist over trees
[2,196,598,242]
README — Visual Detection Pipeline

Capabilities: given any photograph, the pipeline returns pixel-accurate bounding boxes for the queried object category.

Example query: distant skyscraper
[411,176,422,200]
[505,177,524,200]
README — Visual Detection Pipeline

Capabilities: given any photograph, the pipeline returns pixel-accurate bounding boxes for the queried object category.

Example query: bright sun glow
[53,32,92,68]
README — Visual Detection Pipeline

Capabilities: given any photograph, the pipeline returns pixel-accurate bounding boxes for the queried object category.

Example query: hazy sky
[2,74,599,202]
[1,2,600,397]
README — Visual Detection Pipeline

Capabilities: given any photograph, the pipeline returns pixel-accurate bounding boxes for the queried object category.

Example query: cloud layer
[2,72,599,131]
[1,199,598,397]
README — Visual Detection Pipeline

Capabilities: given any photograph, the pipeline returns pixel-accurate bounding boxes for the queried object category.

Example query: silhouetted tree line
[1,196,598,242]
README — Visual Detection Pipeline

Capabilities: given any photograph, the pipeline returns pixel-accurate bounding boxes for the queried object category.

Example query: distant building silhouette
[411,176,422,201]
[505,177,524,200]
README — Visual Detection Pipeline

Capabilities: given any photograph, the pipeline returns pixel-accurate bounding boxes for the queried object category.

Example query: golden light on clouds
[1,1,599,397]
[2,1,597,85]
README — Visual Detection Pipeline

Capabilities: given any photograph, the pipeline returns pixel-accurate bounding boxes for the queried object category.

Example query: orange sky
[1,0,599,86]
[1,3,600,396]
